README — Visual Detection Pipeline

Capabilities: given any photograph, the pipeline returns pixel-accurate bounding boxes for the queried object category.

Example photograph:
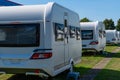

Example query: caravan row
[106,30,120,44]
[80,22,120,53]
[0,2,106,78]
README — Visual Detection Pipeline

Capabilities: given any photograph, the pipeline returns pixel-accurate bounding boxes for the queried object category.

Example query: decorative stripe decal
[33,49,52,52]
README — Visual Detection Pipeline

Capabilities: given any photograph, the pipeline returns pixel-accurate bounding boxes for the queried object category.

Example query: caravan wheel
[65,62,74,73]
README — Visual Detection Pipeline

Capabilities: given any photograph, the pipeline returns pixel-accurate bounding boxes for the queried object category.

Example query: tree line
[80,17,120,31]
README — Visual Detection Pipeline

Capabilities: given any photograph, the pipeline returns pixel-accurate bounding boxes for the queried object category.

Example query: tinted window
[81,30,93,40]
[103,31,106,37]
[0,23,40,47]
[70,26,76,38]
[76,27,81,40]
[54,23,64,41]
[64,19,67,27]
[99,30,102,38]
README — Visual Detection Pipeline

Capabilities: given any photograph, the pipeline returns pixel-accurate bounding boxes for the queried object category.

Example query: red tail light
[35,69,40,73]
[30,52,52,59]
[112,38,116,41]
[89,41,99,45]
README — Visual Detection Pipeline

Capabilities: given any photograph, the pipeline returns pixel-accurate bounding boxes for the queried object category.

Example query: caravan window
[103,31,106,37]
[99,30,102,38]
[64,19,67,27]
[0,23,40,47]
[70,26,76,38]
[81,30,93,40]
[76,27,81,40]
[54,23,64,41]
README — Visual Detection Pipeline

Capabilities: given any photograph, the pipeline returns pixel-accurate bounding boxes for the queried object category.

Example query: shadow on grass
[7,74,26,80]
[94,68,120,80]
[104,51,120,58]
[106,44,119,46]
[74,67,120,80]
[82,50,120,58]
[82,51,106,58]
[6,67,120,80]
[107,43,120,47]
[82,51,98,56]
[6,73,67,80]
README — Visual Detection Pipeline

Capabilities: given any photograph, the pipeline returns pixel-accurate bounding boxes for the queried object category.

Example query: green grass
[94,46,120,80]
[94,48,120,80]
[74,45,119,78]
[74,55,104,75]
[105,45,118,52]
[0,74,13,80]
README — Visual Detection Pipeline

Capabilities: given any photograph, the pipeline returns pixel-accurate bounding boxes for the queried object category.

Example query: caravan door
[64,15,69,66]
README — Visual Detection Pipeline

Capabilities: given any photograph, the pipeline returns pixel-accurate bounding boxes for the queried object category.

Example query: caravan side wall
[97,22,106,51]
[50,3,82,76]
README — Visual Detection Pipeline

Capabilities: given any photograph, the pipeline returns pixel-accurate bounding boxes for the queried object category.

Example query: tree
[109,19,115,29]
[103,19,109,29]
[116,19,120,31]
[80,17,91,22]
[103,19,115,30]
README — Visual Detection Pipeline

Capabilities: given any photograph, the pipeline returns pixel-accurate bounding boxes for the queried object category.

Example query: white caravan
[117,31,120,43]
[0,2,82,77]
[106,30,118,44]
[80,21,106,53]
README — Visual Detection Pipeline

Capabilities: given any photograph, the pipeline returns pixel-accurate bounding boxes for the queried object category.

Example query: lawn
[105,45,118,52]
[94,52,120,80]
[94,45,120,80]
[74,45,118,76]
[0,74,13,80]
[74,54,104,75]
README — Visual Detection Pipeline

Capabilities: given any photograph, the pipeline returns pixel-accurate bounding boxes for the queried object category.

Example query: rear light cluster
[30,52,52,59]
[89,41,99,45]
[35,69,40,73]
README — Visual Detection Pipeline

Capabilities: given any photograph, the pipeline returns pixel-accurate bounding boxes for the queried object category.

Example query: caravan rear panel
[80,21,106,52]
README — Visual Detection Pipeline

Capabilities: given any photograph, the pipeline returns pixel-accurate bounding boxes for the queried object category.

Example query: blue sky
[11,0,120,25]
